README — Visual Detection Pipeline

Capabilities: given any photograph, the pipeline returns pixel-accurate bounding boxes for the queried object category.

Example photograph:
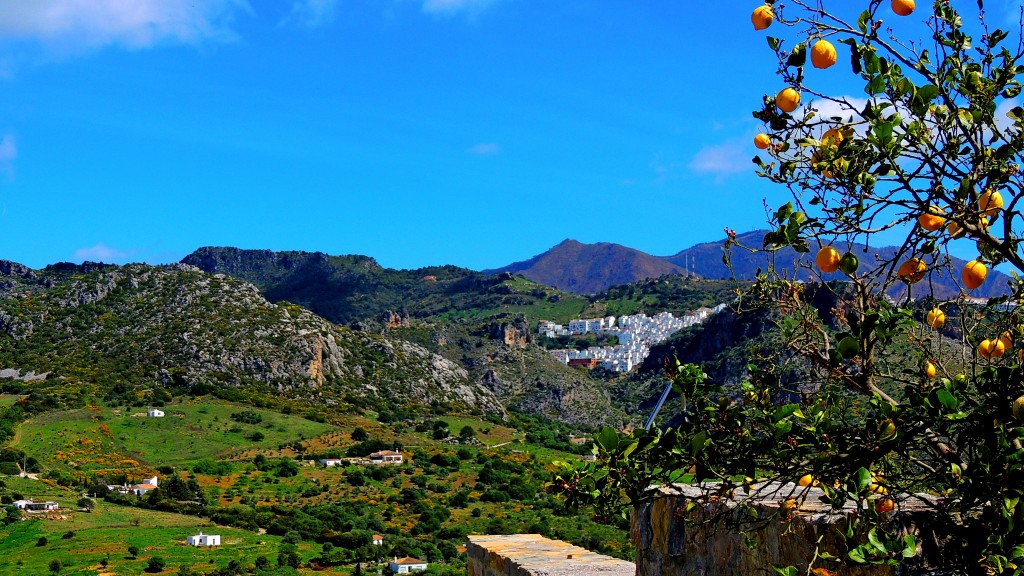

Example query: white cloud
[0,134,16,180]
[689,139,749,176]
[74,243,129,264]
[283,0,341,28]
[996,98,1020,134]
[467,142,500,156]
[422,0,497,16]
[804,96,869,122]
[0,0,251,51]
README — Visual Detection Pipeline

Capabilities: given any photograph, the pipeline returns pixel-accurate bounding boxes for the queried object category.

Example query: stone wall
[631,483,960,576]
[467,534,634,576]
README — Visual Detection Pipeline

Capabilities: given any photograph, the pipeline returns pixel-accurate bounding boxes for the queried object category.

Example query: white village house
[107,475,159,496]
[187,532,221,547]
[369,450,403,465]
[13,499,59,511]
[147,408,165,418]
[319,458,343,467]
[372,534,384,546]
[388,557,427,574]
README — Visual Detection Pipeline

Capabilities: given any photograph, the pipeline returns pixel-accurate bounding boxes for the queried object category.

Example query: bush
[145,556,166,573]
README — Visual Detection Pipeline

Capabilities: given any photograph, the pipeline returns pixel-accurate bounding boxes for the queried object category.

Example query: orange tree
[551,1,1024,573]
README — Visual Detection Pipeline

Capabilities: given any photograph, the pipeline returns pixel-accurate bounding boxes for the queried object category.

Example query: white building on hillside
[389,557,428,573]
[147,408,165,418]
[187,532,221,547]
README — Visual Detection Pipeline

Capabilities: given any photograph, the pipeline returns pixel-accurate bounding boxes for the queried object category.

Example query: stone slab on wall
[467,534,635,576]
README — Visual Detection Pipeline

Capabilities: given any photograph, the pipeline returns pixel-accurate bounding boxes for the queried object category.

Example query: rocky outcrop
[489,317,531,348]
[0,263,504,414]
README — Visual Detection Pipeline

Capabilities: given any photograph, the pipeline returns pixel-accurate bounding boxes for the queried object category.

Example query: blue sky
[0,0,1018,271]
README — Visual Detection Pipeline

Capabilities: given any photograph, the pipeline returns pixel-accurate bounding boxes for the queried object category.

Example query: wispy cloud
[467,142,501,156]
[422,0,498,16]
[282,0,341,28]
[74,243,130,264]
[689,139,749,177]
[0,134,16,180]
[0,0,251,52]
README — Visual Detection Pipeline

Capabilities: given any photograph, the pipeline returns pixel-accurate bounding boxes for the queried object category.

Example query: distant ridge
[487,232,1012,298]
[483,239,689,295]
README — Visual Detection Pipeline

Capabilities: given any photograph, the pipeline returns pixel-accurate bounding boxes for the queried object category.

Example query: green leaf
[903,534,917,558]
[767,36,781,51]
[596,426,619,451]
[868,528,885,552]
[855,467,872,493]
[936,389,959,411]
[857,10,870,33]
[787,43,807,68]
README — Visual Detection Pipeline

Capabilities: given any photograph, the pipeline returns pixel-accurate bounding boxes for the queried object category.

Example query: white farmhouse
[187,532,221,547]
[319,458,343,467]
[369,450,403,465]
[389,557,427,574]
[147,408,165,418]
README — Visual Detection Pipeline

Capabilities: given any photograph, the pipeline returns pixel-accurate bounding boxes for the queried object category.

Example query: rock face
[0,262,505,414]
[489,317,531,348]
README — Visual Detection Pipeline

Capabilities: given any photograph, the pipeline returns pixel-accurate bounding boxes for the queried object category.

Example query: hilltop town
[540,305,727,372]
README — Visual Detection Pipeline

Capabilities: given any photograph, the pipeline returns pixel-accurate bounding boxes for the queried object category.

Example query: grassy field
[0,394,23,408]
[0,502,306,576]
[11,398,334,474]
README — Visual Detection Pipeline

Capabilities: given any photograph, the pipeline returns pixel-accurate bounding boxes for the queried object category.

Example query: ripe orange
[821,128,844,147]
[925,361,937,379]
[962,260,987,290]
[781,497,799,512]
[892,0,915,16]
[752,5,774,30]
[926,308,945,329]
[1013,395,1024,419]
[947,220,965,238]
[897,258,927,284]
[979,189,1004,216]
[999,331,1013,351]
[875,497,895,513]
[798,474,818,487]
[816,246,841,273]
[979,339,994,359]
[978,338,1005,359]
[810,40,837,69]
[776,88,801,113]
[754,133,771,150]
[918,206,945,231]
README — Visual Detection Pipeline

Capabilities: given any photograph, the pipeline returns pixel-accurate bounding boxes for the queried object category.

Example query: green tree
[351,427,369,441]
[458,425,475,440]
[128,545,140,559]
[145,556,166,573]
[76,497,94,512]
[48,559,61,574]
[553,2,1024,574]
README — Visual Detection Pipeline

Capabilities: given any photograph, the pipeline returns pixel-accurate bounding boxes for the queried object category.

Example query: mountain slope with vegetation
[0,261,502,415]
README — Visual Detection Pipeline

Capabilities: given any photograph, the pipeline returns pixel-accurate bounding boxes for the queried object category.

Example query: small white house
[319,458,343,467]
[389,557,427,574]
[147,408,165,418]
[187,532,221,547]
[12,500,31,509]
[369,450,403,465]
[372,534,384,546]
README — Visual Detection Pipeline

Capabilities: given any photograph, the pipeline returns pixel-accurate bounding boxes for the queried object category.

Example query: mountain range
[487,230,1012,299]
